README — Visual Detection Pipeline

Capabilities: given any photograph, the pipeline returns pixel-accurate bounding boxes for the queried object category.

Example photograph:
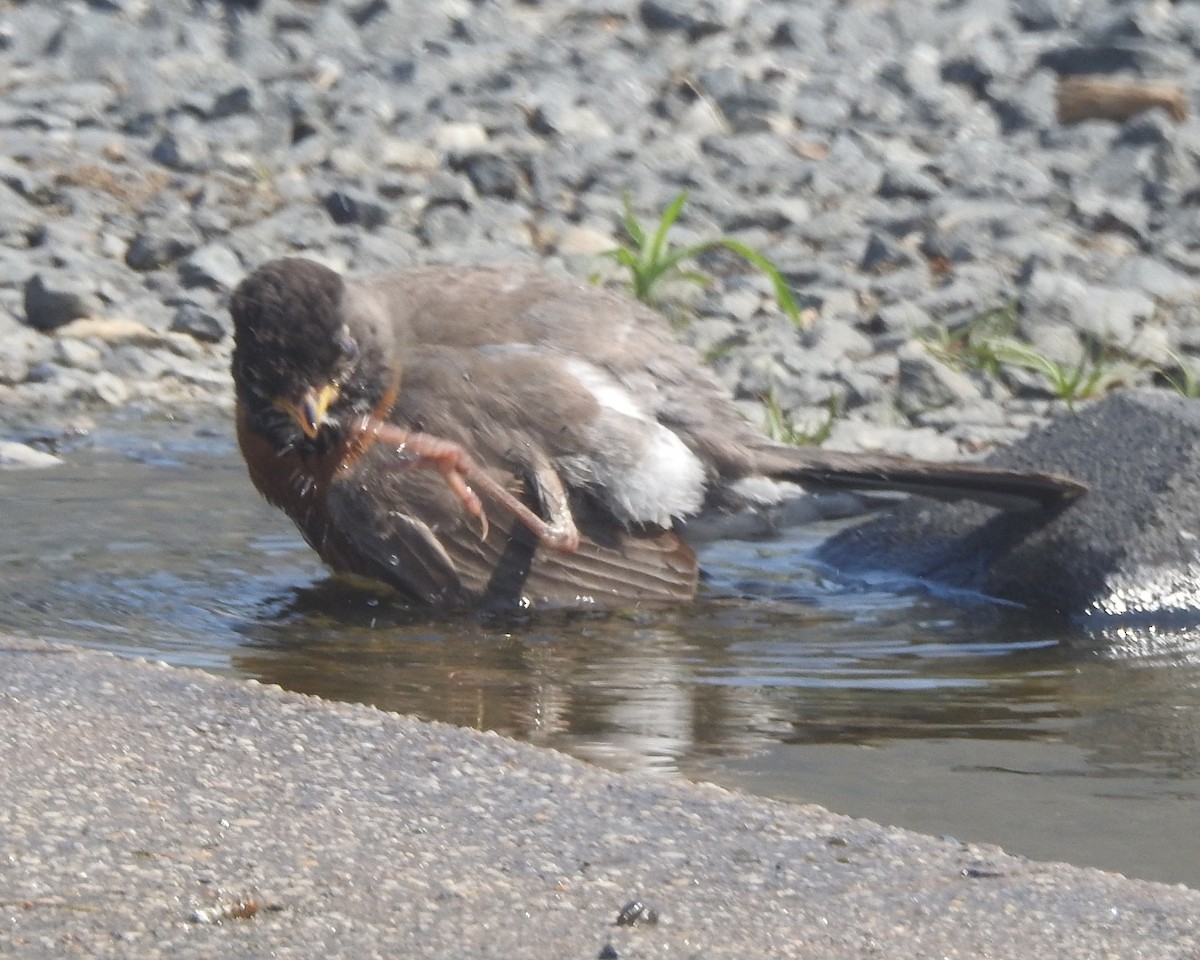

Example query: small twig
[190,896,262,924]
[0,898,104,913]
[1056,76,1187,125]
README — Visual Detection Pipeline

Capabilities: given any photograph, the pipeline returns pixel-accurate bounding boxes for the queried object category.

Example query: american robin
[230,258,1084,608]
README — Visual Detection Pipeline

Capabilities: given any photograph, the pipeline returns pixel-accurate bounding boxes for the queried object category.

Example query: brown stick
[1056,76,1187,125]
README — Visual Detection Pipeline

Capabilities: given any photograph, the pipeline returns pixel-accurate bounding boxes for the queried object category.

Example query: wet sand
[2,634,1196,958]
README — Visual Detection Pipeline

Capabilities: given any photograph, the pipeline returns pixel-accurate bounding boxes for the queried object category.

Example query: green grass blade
[604,247,640,270]
[646,190,690,269]
[715,239,802,325]
[672,269,714,288]
[619,193,647,249]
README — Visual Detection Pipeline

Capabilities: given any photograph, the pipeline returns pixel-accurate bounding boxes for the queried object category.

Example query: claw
[359,416,579,554]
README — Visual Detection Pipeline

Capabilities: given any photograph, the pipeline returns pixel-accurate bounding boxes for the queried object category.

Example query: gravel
[3,0,1200,450]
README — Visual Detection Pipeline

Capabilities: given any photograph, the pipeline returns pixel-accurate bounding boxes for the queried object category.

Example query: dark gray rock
[818,390,1200,621]
[449,152,524,200]
[860,232,920,273]
[150,117,210,172]
[941,32,1013,97]
[1012,0,1080,30]
[639,0,744,38]
[23,273,102,332]
[768,8,827,50]
[24,362,64,385]
[324,191,388,228]
[1038,42,1184,76]
[125,228,199,272]
[208,83,256,120]
[170,303,228,344]
[1071,190,1149,241]
[724,197,813,232]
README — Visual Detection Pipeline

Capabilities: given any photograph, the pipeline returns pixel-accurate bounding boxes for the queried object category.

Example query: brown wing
[324,444,697,608]
[320,339,700,608]
[356,267,766,474]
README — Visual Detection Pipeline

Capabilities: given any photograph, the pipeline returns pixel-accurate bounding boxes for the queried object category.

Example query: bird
[230,257,1086,609]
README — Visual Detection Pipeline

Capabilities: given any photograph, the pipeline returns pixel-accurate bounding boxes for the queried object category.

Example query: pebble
[0,325,53,385]
[0,439,62,469]
[125,226,200,272]
[0,0,1196,457]
[54,317,165,347]
[896,341,984,411]
[179,244,244,291]
[170,303,228,344]
[22,273,102,332]
[53,337,104,372]
[76,370,131,407]
[639,0,747,39]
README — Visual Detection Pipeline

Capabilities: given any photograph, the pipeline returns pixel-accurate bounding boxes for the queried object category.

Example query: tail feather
[760,446,1087,512]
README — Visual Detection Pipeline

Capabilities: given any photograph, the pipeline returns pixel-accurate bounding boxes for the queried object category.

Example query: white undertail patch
[562,358,706,526]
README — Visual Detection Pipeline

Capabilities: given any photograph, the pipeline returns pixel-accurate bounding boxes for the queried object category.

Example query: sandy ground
[2,634,1197,959]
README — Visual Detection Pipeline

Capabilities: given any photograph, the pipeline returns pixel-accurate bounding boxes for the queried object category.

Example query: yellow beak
[275,383,340,439]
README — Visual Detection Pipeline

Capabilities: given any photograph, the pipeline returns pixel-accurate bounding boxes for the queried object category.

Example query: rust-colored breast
[235,401,334,546]
[238,373,398,496]
[234,387,396,576]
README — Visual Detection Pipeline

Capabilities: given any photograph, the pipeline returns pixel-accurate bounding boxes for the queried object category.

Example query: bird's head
[231,258,392,452]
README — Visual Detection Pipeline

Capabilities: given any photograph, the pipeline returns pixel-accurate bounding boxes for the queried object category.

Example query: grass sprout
[922,301,1018,376]
[985,337,1139,411]
[606,190,805,326]
[1158,350,1200,398]
[762,389,839,446]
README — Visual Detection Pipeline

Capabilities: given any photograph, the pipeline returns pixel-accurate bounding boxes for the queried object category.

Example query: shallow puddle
[3,416,1199,887]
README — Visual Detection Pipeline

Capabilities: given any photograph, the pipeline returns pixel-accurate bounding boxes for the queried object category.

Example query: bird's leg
[524,452,582,553]
[358,417,580,553]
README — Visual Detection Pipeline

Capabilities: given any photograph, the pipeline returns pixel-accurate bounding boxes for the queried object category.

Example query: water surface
[3,418,1199,887]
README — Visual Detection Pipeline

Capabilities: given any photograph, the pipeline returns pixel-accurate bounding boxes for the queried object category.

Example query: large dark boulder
[818,390,1200,621]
